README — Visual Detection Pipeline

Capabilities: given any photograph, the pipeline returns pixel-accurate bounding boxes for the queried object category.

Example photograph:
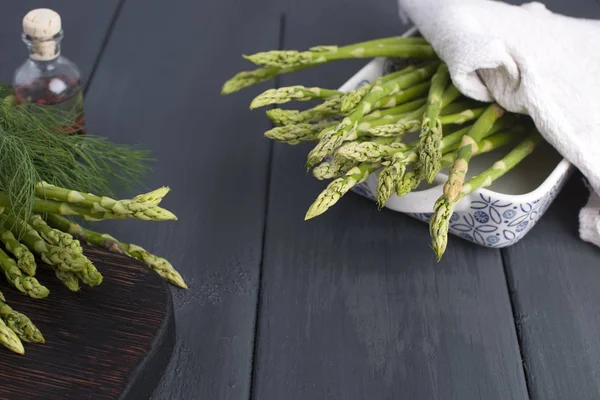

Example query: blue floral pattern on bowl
[406,191,563,248]
[351,182,567,248]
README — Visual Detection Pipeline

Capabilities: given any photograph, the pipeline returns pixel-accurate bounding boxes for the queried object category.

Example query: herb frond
[0,84,152,223]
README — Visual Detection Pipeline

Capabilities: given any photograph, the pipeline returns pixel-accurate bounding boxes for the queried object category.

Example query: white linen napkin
[397,0,600,247]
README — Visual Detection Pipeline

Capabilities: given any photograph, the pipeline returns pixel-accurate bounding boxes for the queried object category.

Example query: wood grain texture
[502,175,600,400]
[251,1,528,399]
[0,246,174,400]
[81,0,282,398]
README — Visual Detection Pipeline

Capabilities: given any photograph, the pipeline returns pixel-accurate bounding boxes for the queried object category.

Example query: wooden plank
[0,0,121,83]
[502,175,600,400]
[252,1,529,399]
[81,0,282,398]
[497,2,600,399]
[0,247,174,400]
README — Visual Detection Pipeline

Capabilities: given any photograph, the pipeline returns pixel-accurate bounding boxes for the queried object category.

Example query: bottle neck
[23,32,62,62]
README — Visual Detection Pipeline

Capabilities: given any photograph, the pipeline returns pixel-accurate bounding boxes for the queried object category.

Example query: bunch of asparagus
[222,36,541,258]
[0,181,186,354]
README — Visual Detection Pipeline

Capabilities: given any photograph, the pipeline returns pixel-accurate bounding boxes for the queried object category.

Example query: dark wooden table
[3,0,600,399]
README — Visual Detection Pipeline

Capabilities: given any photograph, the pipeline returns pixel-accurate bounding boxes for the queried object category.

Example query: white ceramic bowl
[339,28,574,248]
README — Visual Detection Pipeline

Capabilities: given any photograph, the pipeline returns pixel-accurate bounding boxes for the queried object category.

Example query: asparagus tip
[426,170,438,185]
[304,200,327,220]
[305,157,318,170]
[12,342,25,355]
[220,81,236,95]
[172,275,188,289]
[435,251,443,263]
[430,197,453,261]
[249,97,263,110]
[376,167,399,209]
[0,326,24,355]
[34,331,45,344]
[304,211,316,221]
[221,79,243,95]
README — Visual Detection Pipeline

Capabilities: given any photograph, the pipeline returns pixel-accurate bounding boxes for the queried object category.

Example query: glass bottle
[13,8,85,135]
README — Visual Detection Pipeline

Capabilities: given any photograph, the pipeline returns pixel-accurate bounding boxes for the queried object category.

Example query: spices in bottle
[13,8,85,135]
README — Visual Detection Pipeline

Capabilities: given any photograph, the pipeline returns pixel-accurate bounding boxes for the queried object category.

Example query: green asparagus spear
[439,100,484,116]
[305,163,379,220]
[0,247,49,298]
[54,269,80,292]
[29,215,80,252]
[419,63,450,183]
[244,39,436,69]
[377,116,515,206]
[419,104,485,183]
[346,110,510,166]
[439,107,485,125]
[430,132,542,260]
[34,182,174,219]
[129,187,171,207]
[376,150,420,207]
[306,64,439,167]
[440,116,516,153]
[438,130,523,168]
[0,301,44,343]
[27,215,101,287]
[442,104,505,203]
[392,129,522,201]
[222,66,301,95]
[267,83,428,127]
[370,87,460,206]
[264,121,337,144]
[22,195,176,222]
[312,155,358,180]
[250,86,341,109]
[75,258,104,288]
[0,318,24,354]
[222,37,430,94]
[331,136,401,163]
[45,214,186,289]
[380,105,508,207]
[363,118,421,138]
[267,97,342,126]
[359,84,462,138]
[340,65,418,112]
[336,141,411,164]
[395,171,420,196]
[3,214,83,290]
[361,98,428,123]
[123,243,187,289]
[0,227,36,276]
[370,82,430,110]
[359,96,483,136]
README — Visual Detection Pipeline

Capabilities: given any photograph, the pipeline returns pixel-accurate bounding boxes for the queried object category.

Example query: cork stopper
[22,9,62,61]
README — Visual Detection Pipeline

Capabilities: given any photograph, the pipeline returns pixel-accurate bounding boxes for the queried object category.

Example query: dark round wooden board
[0,246,175,400]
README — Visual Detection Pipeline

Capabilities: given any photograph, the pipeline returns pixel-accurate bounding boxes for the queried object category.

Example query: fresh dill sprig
[0,85,152,223]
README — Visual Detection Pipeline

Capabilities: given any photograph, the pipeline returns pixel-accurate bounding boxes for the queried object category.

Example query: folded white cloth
[397,0,600,248]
